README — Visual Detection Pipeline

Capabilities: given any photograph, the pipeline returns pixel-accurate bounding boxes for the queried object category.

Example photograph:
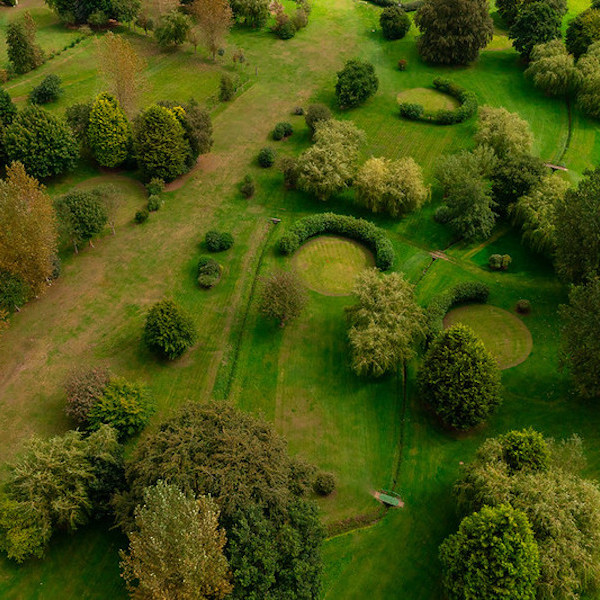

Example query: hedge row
[366,0,424,9]
[278,213,396,270]
[425,281,490,339]
[399,78,478,125]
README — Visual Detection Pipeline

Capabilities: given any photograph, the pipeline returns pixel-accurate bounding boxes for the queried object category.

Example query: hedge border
[399,78,478,125]
[278,212,396,270]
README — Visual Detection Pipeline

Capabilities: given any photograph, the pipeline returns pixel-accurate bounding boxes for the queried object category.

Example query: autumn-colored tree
[97,33,146,117]
[189,0,233,59]
[0,162,57,296]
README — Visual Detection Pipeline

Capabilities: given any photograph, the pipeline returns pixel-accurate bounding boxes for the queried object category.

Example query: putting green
[396,87,459,112]
[291,235,375,296]
[443,304,533,369]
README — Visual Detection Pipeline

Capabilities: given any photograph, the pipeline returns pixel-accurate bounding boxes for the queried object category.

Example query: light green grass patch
[396,87,459,112]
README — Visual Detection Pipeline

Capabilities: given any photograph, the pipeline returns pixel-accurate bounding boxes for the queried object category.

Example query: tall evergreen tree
[87,93,131,168]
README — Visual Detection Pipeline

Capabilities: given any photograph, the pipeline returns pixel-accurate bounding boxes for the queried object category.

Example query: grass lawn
[396,86,459,111]
[0,0,599,598]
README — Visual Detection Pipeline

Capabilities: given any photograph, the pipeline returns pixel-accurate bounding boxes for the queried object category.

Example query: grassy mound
[396,87,459,112]
[443,304,533,369]
[292,235,375,296]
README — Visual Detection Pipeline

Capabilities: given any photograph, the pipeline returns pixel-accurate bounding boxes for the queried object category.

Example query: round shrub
[293,106,304,115]
[489,254,512,271]
[146,178,165,196]
[399,102,424,120]
[434,205,452,224]
[314,472,336,496]
[380,6,411,40]
[275,19,296,39]
[0,271,29,312]
[29,74,62,105]
[305,103,332,135]
[272,122,293,141]
[64,366,110,426]
[135,209,149,224]
[197,257,222,288]
[205,230,234,252]
[516,299,531,314]
[258,147,276,167]
[87,378,156,439]
[498,428,550,474]
[147,195,162,212]
[240,174,255,198]
[335,59,379,108]
[143,299,197,360]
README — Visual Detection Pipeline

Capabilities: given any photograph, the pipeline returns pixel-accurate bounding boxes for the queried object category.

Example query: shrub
[275,18,296,39]
[489,254,511,271]
[29,74,61,105]
[305,103,332,135]
[0,271,29,312]
[143,299,197,360]
[135,209,149,224]
[293,106,304,115]
[64,366,111,425]
[498,429,550,474]
[147,195,162,212]
[272,121,293,140]
[380,6,411,40]
[399,102,424,120]
[258,147,276,167]
[279,156,299,189]
[87,378,155,439]
[219,74,234,102]
[335,59,379,108]
[240,174,255,198]
[259,269,308,326]
[314,472,336,496]
[434,205,452,223]
[278,212,396,270]
[197,256,222,288]
[146,178,165,196]
[398,58,407,70]
[516,299,531,314]
[205,230,234,252]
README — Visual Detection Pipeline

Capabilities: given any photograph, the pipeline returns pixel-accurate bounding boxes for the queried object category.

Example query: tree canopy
[259,269,308,326]
[474,106,534,158]
[335,59,379,108]
[509,1,562,59]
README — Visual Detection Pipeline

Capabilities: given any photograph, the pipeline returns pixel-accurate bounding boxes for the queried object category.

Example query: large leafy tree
[335,59,379,108]
[496,0,566,26]
[259,269,308,327]
[414,0,493,65]
[4,106,78,179]
[154,10,191,47]
[45,0,135,24]
[560,278,600,399]
[6,12,43,75]
[229,0,269,27]
[0,162,57,297]
[133,105,188,181]
[87,92,131,168]
[440,504,540,600]
[347,269,424,377]
[555,166,600,282]
[189,0,233,59]
[566,6,600,58]
[418,324,502,429]
[576,41,600,118]
[120,481,232,600]
[525,40,581,97]
[509,1,562,59]
[475,106,534,158]
[143,299,197,359]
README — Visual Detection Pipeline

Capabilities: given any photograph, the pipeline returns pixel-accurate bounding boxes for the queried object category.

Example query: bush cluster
[29,74,62,105]
[399,78,478,125]
[197,257,222,288]
[489,253,512,271]
[272,122,293,140]
[240,174,255,198]
[516,299,531,314]
[205,230,234,252]
[314,472,336,496]
[425,281,490,339]
[258,147,276,167]
[278,212,396,270]
[147,195,162,212]
[135,209,149,224]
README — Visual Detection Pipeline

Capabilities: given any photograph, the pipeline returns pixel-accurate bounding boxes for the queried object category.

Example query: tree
[566,6,600,58]
[555,166,600,282]
[87,93,132,168]
[0,271,30,312]
[4,106,78,179]
[414,0,493,64]
[525,40,581,96]
[380,6,411,39]
[154,10,191,47]
[189,0,232,59]
[305,103,332,136]
[133,105,188,181]
[355,156,428,217]
[229,0,269,27]
[0,162,57,296]
[440,504,540,600]
[45,0,131,24]
[497,428,551,474]
[88,378,155,439]
[475,106,534,158]
[560,278,600,399]
[6,12,43,74]
[0,426,123,562]
[418,324,502,429]
[496,0,567,27]
[347,269,424,377]
[259,270,308,326]
[64,366,111,426]
[511,174,569,254]
[0,89,16,126]
[97,33,146,117]
[576,41,600,119]
[121,481,232,600]
[143,299,197,359]
[509,2,562,59]
[29,74,62,105]
[55,190,108,252]
[335,59,379,108]
[297,119,365,200]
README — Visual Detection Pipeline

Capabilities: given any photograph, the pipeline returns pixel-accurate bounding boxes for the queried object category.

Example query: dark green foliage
[147,195,161,212]
[143,299,197,360]
[0,88,16,126]
[6,14,44,74]
[305,103,332,135]
[258,147,275,167]
[440,504,540,600]
[275,18,296,39]
[154,10,191,47]
[4,106,78,179]
[272,121,293,140]
[509,2,562,59]
[566,7,600,58]
[29,74,62,105]
[516,299,531,314]
[65,101,92,144]
[55,190,108,250]
[259,269,308,326]
[64,366,111,426]
[240,174,255,198]
[335,59,379,108]
[418,324,502,429]
[205,230,234,252]
[489,253,512,270]
[560,278,600,399]
[278,213,396,270]
[146,177,165,196]
[415,0,493,64]
[87,378,155,439]
[230,0,270,27]
[0,271,29,312]
[133,105,188,182]
[279,156,299,188]
[314,472,336,496]
[434,205,452,223]
[219,74,235,101]
[380,6,411,39]
[45,0,137,24]
[498,429,550,474]
[399,102,424,119]
[197,256,221,288]
[134,208,149,223]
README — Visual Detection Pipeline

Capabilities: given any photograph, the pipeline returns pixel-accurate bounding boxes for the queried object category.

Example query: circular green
[443,304,533,370]
[396,87,459,112]
[291,235,375,296]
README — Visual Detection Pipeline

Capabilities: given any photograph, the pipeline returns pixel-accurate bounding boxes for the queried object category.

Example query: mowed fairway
[0,0,599,598]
